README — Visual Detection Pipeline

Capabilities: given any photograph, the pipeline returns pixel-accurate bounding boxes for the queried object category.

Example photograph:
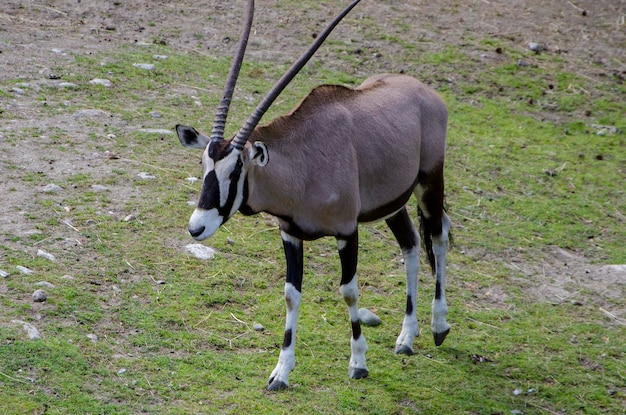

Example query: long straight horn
[230,0,362,151]
[210,0,255,142]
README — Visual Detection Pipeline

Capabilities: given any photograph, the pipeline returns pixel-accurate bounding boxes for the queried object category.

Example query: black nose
[188,226,206,238]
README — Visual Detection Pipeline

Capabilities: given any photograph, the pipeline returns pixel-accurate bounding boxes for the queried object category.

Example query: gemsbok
[176,0,452,391]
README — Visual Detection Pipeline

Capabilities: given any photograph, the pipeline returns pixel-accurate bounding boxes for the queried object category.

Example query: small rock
[42,183,63,193]
[185,243,216,260]
[117,368,127,375]
[253,323,265,332]
[123,213,137,222]
[149,111,162,118]
[91,184,108,192]
[11,320,42,340]
[48,73,61,80]
[87,334,98,342]
[11,87,26,95]
[0,269,9,278]
[16,265,34,275]
[137,172,155,179]
[153,54,169,60]
[32,289,47,302]
[57,82,78,88]
[133,63,155,70]
[512,388,523,396]
[51,48,64,54]
[37,249,56,261]
[61,275,75,281]
[89,78,112,87]
[528,42,545,53]
[35,281,55,288]
[358,308,382,326]
[137,128,173,135]
[73,109,105,118]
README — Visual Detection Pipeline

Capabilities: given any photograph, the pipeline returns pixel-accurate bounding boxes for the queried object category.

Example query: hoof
[394,345,414,356]
[433,328,450,346]
[267,378,289,391]
[348,367,369,379]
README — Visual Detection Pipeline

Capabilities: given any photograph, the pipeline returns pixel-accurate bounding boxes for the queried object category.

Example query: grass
[1,7,625,415]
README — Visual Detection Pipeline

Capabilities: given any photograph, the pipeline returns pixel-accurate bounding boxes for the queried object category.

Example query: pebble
[56,82,78,89]
[42,183,63,193]
[253,323,265,332]
[137,172,155,179]
[133,63,155,70]
[89,78,112,87]
[149,111,162,118]
[117,368,127,375]
[358,308,382,326]
[87,334,98,342]
[11,320,42,340]
[153,54,169,60]
[16,265,34,275]
[137,128,173,135]
[73,109,106,118]
[185,243,216,260]
[0,269,9,278]
[528,42,545,52]
[32,289,47,302]
[37,249,56,261]
[91,184,108,192]
[35,281,55,288]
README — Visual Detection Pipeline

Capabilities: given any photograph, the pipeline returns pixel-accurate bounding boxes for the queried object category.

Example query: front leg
[267,230,303,391]
[337,231,369,379]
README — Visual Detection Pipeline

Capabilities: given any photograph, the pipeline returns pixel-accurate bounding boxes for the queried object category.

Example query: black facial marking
[197,170,220,210]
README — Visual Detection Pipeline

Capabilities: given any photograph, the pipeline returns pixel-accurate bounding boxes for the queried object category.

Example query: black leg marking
[282,328,292,349]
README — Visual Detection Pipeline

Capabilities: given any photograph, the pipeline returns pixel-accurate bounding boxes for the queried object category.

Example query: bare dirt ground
[1,0,625,318]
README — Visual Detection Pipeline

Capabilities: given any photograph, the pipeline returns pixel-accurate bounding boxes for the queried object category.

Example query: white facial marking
[188,208,223,240]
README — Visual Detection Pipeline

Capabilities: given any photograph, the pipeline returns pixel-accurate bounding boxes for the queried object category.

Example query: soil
[1,1,625,319]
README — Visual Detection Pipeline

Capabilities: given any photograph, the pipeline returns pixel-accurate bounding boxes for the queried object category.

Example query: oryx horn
[210,0,255,142]
[230,0,362,151]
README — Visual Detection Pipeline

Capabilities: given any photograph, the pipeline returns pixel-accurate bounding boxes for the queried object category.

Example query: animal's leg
[267,230,303,391]
[337,231,369,379]
[417,171,452,346]
[431,211,451,346]
[385,208,420,355]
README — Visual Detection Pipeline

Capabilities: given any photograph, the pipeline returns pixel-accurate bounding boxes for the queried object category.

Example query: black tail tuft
[418,207,437,275]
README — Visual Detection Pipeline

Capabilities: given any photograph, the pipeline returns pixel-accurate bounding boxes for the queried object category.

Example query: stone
[32,289,47,302]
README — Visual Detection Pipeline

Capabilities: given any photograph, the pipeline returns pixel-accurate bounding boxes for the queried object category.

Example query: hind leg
[430,212,451,346]
[386,208,420,355]
[417,173,452,346]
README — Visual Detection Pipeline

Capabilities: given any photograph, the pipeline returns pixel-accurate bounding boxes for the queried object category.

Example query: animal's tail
[418,206,452,275]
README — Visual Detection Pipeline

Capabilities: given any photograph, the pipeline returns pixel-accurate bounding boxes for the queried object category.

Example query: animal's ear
[176,125,210,149]
[250,141,269,166]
